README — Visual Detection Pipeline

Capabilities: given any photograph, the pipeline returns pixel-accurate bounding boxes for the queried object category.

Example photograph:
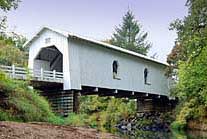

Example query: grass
[64,113,88,126]
[0,71,62,124]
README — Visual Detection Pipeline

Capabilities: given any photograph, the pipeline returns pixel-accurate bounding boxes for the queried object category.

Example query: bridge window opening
[113,60,120,79]
[144,68,149,84]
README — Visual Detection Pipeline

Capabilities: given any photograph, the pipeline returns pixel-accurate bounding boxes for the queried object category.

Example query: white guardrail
[0,65,63,83]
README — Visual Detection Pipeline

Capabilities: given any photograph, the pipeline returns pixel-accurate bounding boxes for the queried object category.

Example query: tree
[0,0,20,12]
[0,0,26,66]
[11,32,28,52]
[0,0,20,33]
[110,10,151,55]
[169,0,207,129]
[168,0,207,68]
[0,38,27,66]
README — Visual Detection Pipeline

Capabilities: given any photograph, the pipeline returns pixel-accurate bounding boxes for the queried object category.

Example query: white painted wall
[28,28,169,96]
[68,39,169,96]
[68,38,81,89]
[28,29,71,90]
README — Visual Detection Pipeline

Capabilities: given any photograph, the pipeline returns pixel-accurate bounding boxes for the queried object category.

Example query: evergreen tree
[110,10,151,55]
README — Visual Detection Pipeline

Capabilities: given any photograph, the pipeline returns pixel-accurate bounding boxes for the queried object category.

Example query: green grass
[65,113,88,126]
[0,71,62,124]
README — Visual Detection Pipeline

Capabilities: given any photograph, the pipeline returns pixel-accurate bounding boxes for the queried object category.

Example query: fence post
[40,68,43,80]
[53,70,56,80]
[12,64,15,78]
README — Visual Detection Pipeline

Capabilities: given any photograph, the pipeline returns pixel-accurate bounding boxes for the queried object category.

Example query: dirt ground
[0,121,121,139]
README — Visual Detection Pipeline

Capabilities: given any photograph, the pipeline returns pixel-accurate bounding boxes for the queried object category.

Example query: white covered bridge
[1,27,176,116]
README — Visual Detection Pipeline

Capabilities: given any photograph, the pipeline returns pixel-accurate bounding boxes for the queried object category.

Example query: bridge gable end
[28,28,71,90]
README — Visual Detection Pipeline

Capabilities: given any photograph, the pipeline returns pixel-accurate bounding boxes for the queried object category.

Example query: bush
[171,121,186,131]
[0,39,27,66]
[65,113,87,126]
[0,109,15,121]
[48,116,65,125]
[0,71,61,123]
[68,95,136,129]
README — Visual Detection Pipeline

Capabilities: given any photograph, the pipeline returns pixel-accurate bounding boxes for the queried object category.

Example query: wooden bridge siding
[69,39,170,97]
[27,28,173,95]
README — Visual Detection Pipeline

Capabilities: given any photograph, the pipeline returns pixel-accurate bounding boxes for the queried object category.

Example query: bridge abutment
[41,90,82,116]
[136,97,176,113]
[41,90,73,116]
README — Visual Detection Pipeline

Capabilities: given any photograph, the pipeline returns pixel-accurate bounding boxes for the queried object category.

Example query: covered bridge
[24,27,174,116]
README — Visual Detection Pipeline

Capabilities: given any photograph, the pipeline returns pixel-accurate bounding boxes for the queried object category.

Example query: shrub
[0,39,27,66]
[47,116,65,125]
[69,95,136,129]
[171,121,186,131]
[0,109,16,121]
[65,113,87,126]
[0,71,61,123]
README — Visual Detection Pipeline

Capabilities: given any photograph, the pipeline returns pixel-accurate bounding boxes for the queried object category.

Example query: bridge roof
[24,26,168,66]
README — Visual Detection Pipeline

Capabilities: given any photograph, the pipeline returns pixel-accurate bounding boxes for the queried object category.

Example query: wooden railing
[0,65,63,83]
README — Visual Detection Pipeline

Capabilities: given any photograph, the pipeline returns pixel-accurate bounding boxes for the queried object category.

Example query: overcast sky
[6,0,188,62]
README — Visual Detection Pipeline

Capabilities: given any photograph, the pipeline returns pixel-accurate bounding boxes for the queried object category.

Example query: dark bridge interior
[36,46,63,72]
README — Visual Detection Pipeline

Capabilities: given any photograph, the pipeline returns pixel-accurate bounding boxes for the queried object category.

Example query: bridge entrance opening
[34,46,63,72]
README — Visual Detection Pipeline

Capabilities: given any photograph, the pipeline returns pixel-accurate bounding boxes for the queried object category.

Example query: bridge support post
[137,98,153,112]
[73,91,81,113]
[137,98,144,112]
[12,64,15,78]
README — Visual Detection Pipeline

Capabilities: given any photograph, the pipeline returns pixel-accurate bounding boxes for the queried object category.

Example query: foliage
[71,95,136,129]
[110,10,151,55]
[0,108,15,121]
[0,38,27,66]
[80,95,110,113]
[65,113,88,126]
[104,98,136,127]
[10,32,28,52]
[0,0,27,66]
[168,0,207,129]
[167,0,207,76]
[0,0,20,34]
[0,71,62,124]
[0,0,20,12]
[0,0,27,62]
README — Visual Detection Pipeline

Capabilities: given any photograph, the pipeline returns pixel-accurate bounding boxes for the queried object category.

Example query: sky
[6,0,188,62]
